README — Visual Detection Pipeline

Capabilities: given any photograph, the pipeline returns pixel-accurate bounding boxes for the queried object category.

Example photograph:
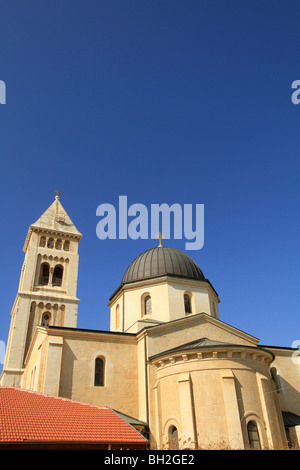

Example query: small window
[55,239,62,250]
[52,265,63,287]
[39,236,46,247]
[247,421,261,449]
[47,238,54,248]
[116,304,120,329]
[39,263,50,285]
[64,241,70,251]
[270,367,280,392]
[168,425,179,450]
[95,357,105,386]
[184,293,192,314]
[144,295,152,315]
[41,312,51,327]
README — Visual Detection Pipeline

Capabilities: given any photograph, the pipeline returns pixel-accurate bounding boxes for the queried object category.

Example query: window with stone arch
[184,292,192,314]
[94,356,105,387]
[39,236,46,247]
[39,262,50,285]
[247,421,261,449]
[47,237,54,249]
[270,366,281,392]
[115,304,120,329]
[52,265,63,287]
[168,425,179,450]
[55,239,62,250]
[142,293,152,316]
[41,312,51,327]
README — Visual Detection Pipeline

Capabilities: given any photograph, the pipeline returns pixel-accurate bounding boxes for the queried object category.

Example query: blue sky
[0,0,299,367]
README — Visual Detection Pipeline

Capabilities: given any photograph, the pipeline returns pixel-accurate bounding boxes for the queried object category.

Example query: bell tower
[1,192,82,387]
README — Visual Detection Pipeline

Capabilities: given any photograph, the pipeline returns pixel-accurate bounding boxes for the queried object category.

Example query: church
[1,194,300,450]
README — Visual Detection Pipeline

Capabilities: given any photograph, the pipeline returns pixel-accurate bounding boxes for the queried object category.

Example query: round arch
[141,292,152,317]
[163,418,182,450]
[241,411,265,449]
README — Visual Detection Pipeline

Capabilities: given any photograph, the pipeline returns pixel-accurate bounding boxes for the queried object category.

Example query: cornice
[108,275,219,306]
[46,326,137,343]
[150,343,274,370]
[23,226,82,252]
[17,291,80,304]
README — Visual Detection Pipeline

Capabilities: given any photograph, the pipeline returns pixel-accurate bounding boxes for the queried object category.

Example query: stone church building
[1,195,300,449]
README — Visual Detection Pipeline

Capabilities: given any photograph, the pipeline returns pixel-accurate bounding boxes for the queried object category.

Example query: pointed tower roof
[23,193,82,251]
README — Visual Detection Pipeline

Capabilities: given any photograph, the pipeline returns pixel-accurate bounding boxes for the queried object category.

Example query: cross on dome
[155,232,165,247]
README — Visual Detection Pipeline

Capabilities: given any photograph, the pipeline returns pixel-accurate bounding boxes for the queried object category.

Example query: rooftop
[0,387,147,448]
[121,246,206,285]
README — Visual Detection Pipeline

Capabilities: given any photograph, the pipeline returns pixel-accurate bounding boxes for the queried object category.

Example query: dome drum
[109,246,220,333]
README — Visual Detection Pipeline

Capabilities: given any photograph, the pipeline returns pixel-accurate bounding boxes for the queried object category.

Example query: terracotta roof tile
[0,387,147,446]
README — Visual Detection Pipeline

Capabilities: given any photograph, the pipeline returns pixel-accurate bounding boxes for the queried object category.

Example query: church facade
[1,196,300,450]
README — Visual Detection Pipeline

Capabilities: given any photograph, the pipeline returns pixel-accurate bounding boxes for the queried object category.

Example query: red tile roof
[0,387,147,447]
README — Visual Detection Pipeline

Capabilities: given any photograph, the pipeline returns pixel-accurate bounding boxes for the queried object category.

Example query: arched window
[52,265,63,287]
[270,367,280,392]
[47,238,54,248]
[247,421,261,449]
[30,366,36,390]
[41,312,51,327]
[116,304,120,329]
[144,295,152,315]
[94,357,105,386]
[39,236,46,247]
[39,263,50,285]
[168,425,179,450]
[64,241,70,251]
[55,239,62,250]
[184,293,192,314]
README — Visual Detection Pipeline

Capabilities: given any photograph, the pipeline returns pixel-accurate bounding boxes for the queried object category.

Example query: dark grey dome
[121,246,206,285]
